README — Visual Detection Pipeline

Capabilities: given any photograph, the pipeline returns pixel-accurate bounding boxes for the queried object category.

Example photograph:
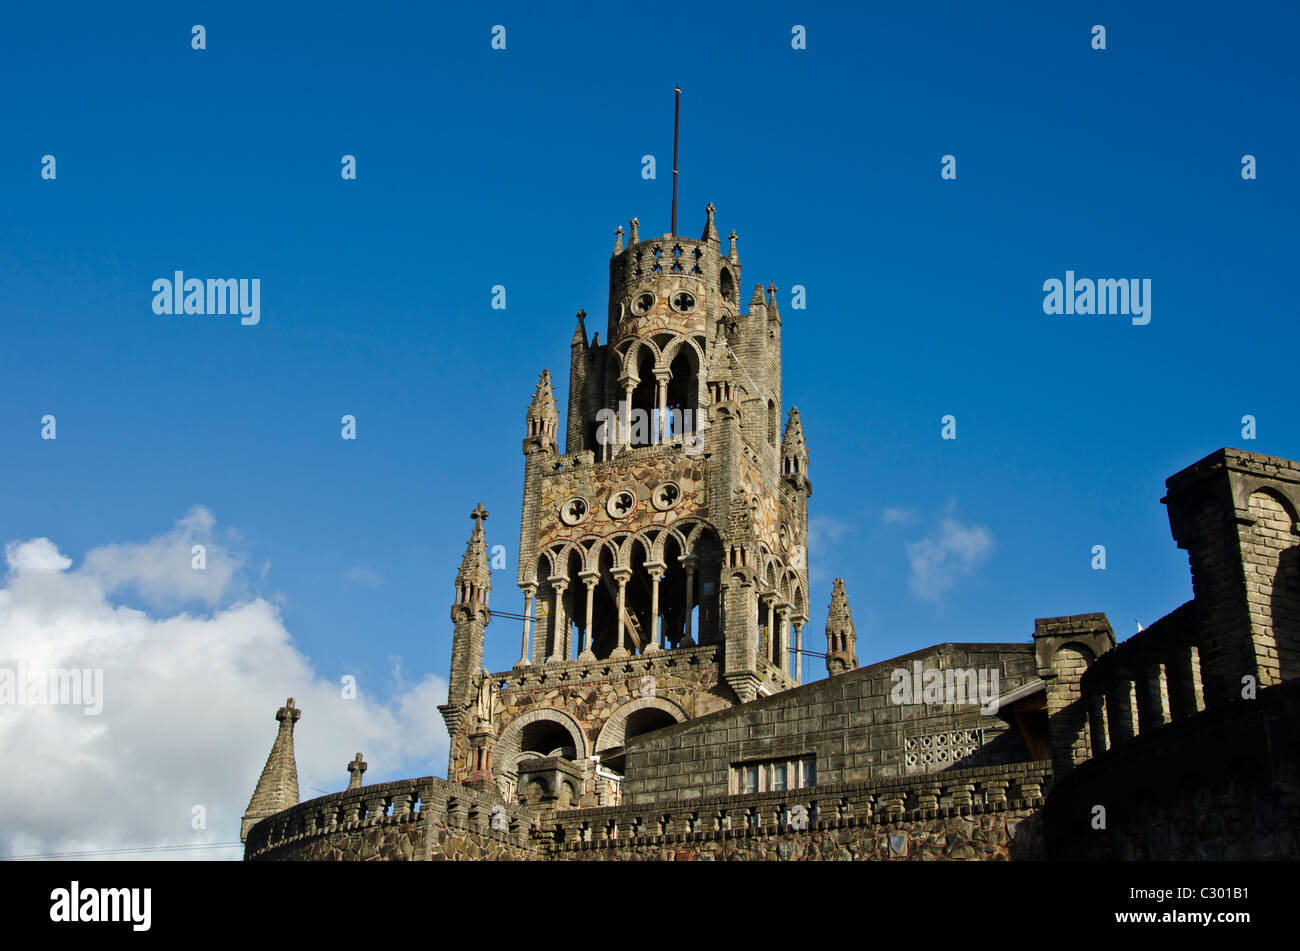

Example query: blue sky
[2,1,1298,833]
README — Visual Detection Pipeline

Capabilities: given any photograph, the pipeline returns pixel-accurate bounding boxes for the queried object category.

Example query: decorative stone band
[243,777,537,860]
[491,642,721,690]
[550,761,1051,851]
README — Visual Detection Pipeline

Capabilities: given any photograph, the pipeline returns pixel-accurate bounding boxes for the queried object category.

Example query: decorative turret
[438,505,493,742]
[782,406,810,488]
[525,369,559,445]
[728,229,739,265]
[825,579,858,675]
[702,201,719,245]
[241,698,302,842]
[749,283,767,321]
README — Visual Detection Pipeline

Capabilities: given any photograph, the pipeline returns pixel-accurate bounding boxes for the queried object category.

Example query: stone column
[516,585,536,669]
[654,372,669,443]
[579,571,598,661]
[761,594,777,663]
[776,606,790,676]
[610,567,632,658]
[645,564,664,652]
[794,619,804,683]
[622,382,635,449]
[548,577,568,662]
[682,558,697,647]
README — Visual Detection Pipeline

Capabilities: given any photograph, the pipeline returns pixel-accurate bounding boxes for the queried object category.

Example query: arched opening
[720,268,735,304]
[532,555,553,666]
[624,537,653,653]
[519,719,577,761]
[659,534,688,648]
[562,547,584,660]
[767,400,777,447]
[692,528,723,644]
[665,349,698,442]
[590,543,621,659]
[629,349,657,447]
[624,707,679,742]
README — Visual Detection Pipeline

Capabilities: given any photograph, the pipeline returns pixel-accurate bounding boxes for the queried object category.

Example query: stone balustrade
[244,776,537,860]
[550,761,1050,852]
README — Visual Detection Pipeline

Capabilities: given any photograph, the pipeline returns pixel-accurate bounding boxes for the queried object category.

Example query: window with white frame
[731,755,816,794]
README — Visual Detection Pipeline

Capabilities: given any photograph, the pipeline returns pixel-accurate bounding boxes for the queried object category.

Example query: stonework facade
[243,207,1300,862]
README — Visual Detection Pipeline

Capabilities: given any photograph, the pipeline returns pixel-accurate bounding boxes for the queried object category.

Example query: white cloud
[904,516,994,601]
[880,506,916,526]
[79,505,241,609]
[0,513,447,860]
[344,565,383,588]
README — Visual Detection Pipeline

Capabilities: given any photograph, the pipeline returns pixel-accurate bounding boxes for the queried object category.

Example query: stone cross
[347,753,367,790]
[471,503,489,529]
[276,698,301,724]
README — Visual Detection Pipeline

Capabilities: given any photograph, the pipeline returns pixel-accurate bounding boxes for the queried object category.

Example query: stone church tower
[439,205,817,808]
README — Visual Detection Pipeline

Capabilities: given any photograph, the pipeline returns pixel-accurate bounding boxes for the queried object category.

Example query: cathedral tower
[442,205,814,805]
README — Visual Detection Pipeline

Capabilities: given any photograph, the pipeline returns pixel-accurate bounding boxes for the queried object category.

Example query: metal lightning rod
[671,86,681,236]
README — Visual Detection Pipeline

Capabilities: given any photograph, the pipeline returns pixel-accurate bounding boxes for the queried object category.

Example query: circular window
[669,290,697,314]
[560,497,589,526]
[606,490,636,519]
[630,292,655,316]
[652,482,681,511]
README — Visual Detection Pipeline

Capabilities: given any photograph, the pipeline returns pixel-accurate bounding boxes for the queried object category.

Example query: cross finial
[614,226,623,253]
[707,201,716,217]
[276,697,300,723]
[347,752,368,789]
[471,503,489,529]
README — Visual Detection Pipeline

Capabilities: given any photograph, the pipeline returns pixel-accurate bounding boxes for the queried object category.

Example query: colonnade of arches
[517,520,723,663]
[594,333,709,458]
[514,520,809,681]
